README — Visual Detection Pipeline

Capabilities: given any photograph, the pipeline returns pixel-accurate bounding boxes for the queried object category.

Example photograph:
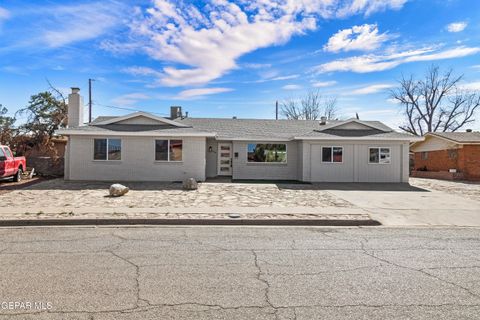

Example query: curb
[0,218,381,227]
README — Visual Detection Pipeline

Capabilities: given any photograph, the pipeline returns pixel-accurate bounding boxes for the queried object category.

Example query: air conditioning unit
[449,169,457,173]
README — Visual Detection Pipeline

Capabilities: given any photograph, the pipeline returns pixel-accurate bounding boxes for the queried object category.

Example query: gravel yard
[410,177,480,201]
[0,178,352,209]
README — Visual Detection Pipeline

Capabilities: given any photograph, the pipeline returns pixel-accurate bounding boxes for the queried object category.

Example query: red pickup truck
[0,145,26,182]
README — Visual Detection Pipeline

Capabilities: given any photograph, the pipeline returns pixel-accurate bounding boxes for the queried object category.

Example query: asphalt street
[0,226,479,319]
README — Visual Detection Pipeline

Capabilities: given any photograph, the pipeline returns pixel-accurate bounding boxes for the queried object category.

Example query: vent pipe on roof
[319,116,327,125]
[466,129,473,132]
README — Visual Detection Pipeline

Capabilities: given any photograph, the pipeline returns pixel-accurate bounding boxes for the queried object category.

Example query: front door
[217,143,233,176]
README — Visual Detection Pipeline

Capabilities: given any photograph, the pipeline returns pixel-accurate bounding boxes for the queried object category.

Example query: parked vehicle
[0,145,26,182]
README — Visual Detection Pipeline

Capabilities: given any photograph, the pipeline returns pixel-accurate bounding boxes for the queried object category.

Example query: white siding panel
[304,140,407,183]
[232,141,299,180]
[310,144,355,182]
[356,144,402,182]
[66,135,206,181]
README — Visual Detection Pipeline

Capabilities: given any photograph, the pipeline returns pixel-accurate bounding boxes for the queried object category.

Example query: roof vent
[319,116,327,125]
[232,116,237,119]
[466,129,473,132]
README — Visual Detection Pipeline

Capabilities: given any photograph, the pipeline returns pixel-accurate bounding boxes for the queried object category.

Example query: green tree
[16,91,68,140]
[0,104,16,145]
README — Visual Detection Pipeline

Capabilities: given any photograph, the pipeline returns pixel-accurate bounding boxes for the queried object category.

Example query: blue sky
[1,0,480,130]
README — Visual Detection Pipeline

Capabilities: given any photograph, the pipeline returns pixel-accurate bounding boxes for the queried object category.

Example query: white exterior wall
[205,138,218,178]
[232,141,299,180]
[303,140,410,183]
[65,135,206,181]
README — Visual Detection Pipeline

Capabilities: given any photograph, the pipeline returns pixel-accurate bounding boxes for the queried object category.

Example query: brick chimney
[68,87,84,127]
[170,106,182,119]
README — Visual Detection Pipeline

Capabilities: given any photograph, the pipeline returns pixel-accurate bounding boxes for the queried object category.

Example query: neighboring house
[411,132,480,181]
[56,88,421,183]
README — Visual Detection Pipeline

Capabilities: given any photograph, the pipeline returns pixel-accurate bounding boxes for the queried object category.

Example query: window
[155,139,183,161]
[94,139,121,161]
[369,147,391,164]
[322,147,343,163]
[4,148,12,158]
[0,148,6,159]
[247,144,286,163]
[421,152,428,160]
[448,149,458,159]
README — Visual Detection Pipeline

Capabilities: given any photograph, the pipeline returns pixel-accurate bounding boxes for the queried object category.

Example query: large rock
[183,178,198,190]
[109,184,129,197]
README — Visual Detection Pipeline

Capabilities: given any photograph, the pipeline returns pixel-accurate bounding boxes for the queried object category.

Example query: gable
[411,135,459,152]
[92,112,189,127]
[115,115,170,125]
[333,122,375,130]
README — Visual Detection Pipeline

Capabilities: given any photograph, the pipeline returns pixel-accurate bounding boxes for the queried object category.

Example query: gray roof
[58,115,417,141]
[430,131,480,143]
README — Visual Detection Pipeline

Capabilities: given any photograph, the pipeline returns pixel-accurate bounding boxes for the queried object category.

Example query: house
[410,131,480,181]
[56,88,422,183]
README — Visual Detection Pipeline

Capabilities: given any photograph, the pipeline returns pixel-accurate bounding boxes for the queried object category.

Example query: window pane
[108,139,121,160]
[369,148,379,163]
[322,147,332,162]
[169,140,183,161]
[94,139,107,160]
[248,144,286,163]
[155,140,168,161]
[379,148,390,164]
[332,147,343,163]
[0,148,6,158]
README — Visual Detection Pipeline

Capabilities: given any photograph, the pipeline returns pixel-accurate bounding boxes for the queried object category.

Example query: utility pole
[275,100,279,120]
[88,78,95,123]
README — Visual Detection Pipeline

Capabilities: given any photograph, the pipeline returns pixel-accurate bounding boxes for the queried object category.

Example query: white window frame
[246,143,288,164]
[154,139,183,162]
[368,147,391,164]
[93,138,122,161]
[321,146,343,164]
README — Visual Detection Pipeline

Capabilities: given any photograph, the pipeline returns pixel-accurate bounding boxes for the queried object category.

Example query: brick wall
[461,145,480,180]
[413,149,459,172]
[413,145,480,181]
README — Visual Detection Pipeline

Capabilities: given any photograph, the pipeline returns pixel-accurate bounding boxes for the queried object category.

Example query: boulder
[109,184,129,197]
[183,178,198,190]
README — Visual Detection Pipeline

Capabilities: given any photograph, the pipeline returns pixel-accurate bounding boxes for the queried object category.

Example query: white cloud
[176,87,233,100]
[106,0,409,87]
[243,63,272,69]
[312,80,337,88]
[348,84,395,95]
[324,24,391,53]
[0,7,10,20]
[282,84,302,90]
[112,93,150,106]
[41,1,124,47]
[336,0,408,17]
[460,81,480,91]
[315,46,480,73]
[446,21,467,33]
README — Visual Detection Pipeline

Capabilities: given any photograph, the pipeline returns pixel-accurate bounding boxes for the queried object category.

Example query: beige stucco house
[56,88,422,183]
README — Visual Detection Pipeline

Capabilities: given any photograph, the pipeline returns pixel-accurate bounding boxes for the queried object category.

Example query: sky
[1,0,480,131]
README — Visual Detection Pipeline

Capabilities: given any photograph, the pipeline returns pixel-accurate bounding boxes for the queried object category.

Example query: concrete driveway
[0,226,479,319]
[327,178,480,226]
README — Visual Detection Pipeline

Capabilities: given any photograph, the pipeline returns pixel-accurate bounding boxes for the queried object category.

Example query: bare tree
[390,65,480,135]
[281,90,338,120]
